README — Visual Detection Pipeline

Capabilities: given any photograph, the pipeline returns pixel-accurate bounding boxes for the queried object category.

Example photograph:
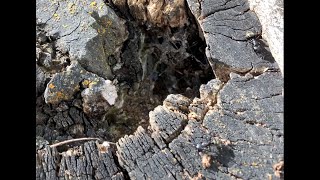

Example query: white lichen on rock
[101,80,118,105]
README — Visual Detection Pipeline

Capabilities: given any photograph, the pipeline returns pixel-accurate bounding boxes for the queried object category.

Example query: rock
[36,0,129,79]
[44,61,118,117]
[43,61,85,105]
[81,79,118,117]
[101,80,118,105]
[247,0,284,74]
[36,29,71,73]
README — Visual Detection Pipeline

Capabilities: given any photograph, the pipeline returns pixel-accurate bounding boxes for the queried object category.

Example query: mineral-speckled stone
[44,61,118,117]
[81,79,118,117]
[44,62,84,104]
[36,0,128,79]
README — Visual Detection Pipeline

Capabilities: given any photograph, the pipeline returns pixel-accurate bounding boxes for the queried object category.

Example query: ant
[192,140,218,169]
[195,141,212,152]
[245,32,262,51]
[192,139,219,156]
[245,31,266,59]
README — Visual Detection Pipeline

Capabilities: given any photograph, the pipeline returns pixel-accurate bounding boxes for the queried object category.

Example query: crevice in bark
[102,5,214,142]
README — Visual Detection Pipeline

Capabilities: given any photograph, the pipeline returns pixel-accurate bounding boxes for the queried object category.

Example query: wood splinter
[49,137,116,148]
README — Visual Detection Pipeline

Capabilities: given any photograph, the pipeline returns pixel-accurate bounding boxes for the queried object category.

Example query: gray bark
[36,0,283,179]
